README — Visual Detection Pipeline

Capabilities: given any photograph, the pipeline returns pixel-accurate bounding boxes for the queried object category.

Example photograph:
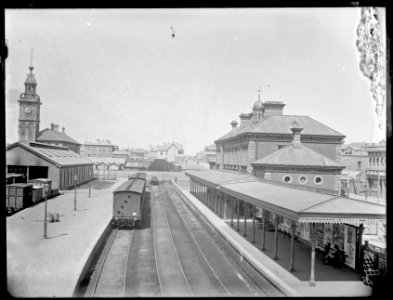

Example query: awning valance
[298,216,386,226]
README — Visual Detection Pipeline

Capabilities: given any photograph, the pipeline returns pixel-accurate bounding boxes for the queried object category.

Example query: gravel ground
[6,178,126,297]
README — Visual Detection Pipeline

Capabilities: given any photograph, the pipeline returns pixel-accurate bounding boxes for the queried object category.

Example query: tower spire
[257,86,262,101]
[29,49,34,73]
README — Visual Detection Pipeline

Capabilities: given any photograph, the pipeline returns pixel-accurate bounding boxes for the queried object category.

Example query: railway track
[167,185,285,296]
[86,228,134,297]
[83,183,282,297]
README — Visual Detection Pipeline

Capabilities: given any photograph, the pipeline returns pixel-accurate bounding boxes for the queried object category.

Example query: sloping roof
[151,142,183,152]
[341,169,365,179]
[86,157,125,165]
[37,128,81,145]
[7,142,93,167]
[342,142,366,149]
[216,115,345,142]
[186,170,385,225]
[112,150,129,156]
[251,143,343,169]
[186,169,256,186]
[113,178,145,194]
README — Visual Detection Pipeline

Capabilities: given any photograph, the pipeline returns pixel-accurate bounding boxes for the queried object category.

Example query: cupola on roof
[253,99,264,111]
[252,86,264,111]
[25,66,37,85]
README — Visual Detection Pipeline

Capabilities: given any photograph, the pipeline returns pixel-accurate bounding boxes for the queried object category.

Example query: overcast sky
[5,8,386,155]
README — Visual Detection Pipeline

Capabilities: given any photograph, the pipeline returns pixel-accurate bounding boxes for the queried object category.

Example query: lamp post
[88,169,92,198]
[74,174,78,211]
[43,194,48,238]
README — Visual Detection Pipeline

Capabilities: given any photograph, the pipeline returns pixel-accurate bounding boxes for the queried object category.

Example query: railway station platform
[172,182,373,297]
[6,179,125,297]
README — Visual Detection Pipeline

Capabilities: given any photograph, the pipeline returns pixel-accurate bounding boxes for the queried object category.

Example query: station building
[185,90,386,285]
[215,92,345,173]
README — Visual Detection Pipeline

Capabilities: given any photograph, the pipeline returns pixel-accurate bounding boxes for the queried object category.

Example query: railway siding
[160,187,228,296]
[93,230,133,297]
[167,187,260,296]
[124,187,161,297]
[151,187,192,296]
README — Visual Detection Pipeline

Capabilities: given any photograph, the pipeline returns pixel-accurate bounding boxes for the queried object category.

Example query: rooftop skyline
[5,8,386,155]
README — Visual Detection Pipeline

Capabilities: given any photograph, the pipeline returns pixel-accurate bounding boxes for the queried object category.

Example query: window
[357,161,362,169]
[121,205,124,209]
[298,176,308,185]
[283,175,292,183]
[117,211,120,214]
[128,195,131,199]
[314,176,323,185]
[124,200,127,203]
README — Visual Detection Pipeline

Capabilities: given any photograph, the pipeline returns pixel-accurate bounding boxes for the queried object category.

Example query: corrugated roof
[251,144,343,168]
[7,142,93,167]
[37,128,81,145]
[186,169,256,186]
[216,115,345,142]
[186,170,385,224]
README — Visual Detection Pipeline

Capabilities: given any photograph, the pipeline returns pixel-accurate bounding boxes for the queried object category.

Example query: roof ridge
[299,195,340,212]
[303,115,345,137]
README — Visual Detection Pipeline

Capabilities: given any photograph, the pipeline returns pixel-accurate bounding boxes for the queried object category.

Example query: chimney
[230,120,238,129]
[62,127,65,133]
[263,101,285,116]
[51,123,59,131]
[290,121,303,148]
[239,113,252,126]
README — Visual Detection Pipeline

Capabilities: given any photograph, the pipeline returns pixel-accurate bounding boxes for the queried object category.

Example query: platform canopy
[186,170,386,226]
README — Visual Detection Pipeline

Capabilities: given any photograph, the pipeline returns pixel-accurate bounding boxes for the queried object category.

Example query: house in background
[130,148,149,160]
[36,123,81,154]
[341,142,369,171]
[81,139,119,158]
[196,144,217,169]
[365,141,386,200]
[112,150,130,159]
[149,142,184,162]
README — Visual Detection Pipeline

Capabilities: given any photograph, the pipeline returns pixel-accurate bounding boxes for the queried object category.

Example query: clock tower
[18,63,41,142]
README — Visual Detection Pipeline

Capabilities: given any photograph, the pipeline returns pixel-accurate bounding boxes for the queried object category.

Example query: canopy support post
[309,222,317,287]
[243,202,247,237]
[273,214,280,260]
[289,222,297,272]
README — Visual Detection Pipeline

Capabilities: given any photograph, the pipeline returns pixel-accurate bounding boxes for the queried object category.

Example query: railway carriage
[112,176,146,229]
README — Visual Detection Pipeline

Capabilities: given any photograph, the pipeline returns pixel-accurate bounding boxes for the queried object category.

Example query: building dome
[253,99,264,111]
[25,66,37,85]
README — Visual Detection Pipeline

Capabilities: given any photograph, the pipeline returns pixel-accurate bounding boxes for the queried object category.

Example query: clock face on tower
[24,106,32,114]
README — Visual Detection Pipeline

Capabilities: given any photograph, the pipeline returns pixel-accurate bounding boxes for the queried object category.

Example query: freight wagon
[6,183,33,214]
[111,177,146,229]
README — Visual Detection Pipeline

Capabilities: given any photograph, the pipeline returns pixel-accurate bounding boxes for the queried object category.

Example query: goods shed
[6,141,94,192]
